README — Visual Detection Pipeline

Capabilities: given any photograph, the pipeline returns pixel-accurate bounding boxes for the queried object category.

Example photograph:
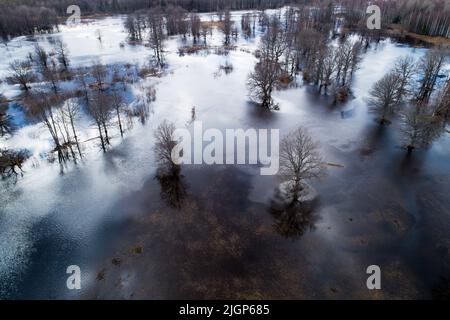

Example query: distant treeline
[0,0,288,38]
[344,0,450,38]
[1,0,449,39]
[396,0,450,38]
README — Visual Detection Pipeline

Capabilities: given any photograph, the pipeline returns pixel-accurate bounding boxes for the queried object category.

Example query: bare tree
[125,13,146,42]
[154,120,178,174]
[34,44,49,71]
[368,72,402,125]
[91,61,107,90]
[247,58,281,109]
[434,78,450,121]
[260,17,286,64]
[241,13,253,39]
[132,85,154,124]
[125,15,139,41]
[24,91,67,162]
[220,9,233,46]
[400,103,443,153]
[247,17,286,110]
[416,49,447,103]
[392,55,416,104]
[7,60,34,91]
[200,24,211,45]
[87,91,113,152]
[166,5,188,37]
[55,39,70,71]
[190,12,201,43]
[319,47,337,95]
[335,39,361,88]
[295,29,326,79]
[33,44,62,94]
[112,88,125,138]
[279,127,326,201]
[0,149,30,178]
[61,98,83,158]
[0,96,13,137]
[74,69,90,105]
[153,120,186,207]
[148,9,166,66]
[43,58,60,95]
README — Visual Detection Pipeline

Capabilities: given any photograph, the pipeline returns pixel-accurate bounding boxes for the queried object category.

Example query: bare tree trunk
[116,108,124,138]
[103,123,110,145]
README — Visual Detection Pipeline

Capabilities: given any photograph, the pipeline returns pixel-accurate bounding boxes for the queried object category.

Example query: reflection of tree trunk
[103,123,110,145]
[116,108,123,138]
[292,178,301,202]
[70,116,82,158]
[59,119,77,160]
[156,164,185,208]
[97,123,106,152]
[262,96,269,109]
[57,150,65,163]
[49,110,59,143]
[262,88,272,109]
[45,118,66,163]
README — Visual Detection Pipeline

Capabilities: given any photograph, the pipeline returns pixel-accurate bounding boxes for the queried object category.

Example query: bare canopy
[279,127,326,201]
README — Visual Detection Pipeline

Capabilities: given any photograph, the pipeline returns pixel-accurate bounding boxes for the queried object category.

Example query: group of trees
[393,0,450,38]
[7,40,71,93]
[6,39,154,167]
[1,89,28,179]
[368,48,449,152]
[341,0,450,38]
[0,5,58,39]
[125,5,236,59]
[241,12,258,39]
[248,7,363,110]
[1,94,29,179]
[368,56,415,125]
[300,36,362,101]
[247,17,287,109]
[0,148,30,178]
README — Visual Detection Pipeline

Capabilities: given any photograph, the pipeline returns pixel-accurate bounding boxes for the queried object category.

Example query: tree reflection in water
[269,191,320,240]
[156,166,186,208]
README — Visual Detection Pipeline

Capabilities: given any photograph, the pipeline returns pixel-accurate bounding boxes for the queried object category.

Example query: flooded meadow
[0,9,449,299]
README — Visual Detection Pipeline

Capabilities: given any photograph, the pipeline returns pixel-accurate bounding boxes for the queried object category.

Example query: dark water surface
[85,126,450,299]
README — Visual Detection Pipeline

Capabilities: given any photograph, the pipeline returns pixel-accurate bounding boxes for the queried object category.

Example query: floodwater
[1,10,450,299]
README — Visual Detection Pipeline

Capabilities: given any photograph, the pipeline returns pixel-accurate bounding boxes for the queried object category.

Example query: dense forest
[1,0,449,39]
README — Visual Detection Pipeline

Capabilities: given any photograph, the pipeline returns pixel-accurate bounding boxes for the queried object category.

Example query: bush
[0,149,30,178]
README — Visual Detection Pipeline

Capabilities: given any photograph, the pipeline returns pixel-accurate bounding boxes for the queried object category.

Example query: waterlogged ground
[1,10,450,299]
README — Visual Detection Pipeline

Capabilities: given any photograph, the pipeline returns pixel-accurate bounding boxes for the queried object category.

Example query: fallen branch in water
[326,162,345,168]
